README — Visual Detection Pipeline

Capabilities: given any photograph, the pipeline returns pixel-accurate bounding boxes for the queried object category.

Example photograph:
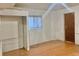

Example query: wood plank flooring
[3,40,79,56]
[0,52,2,56]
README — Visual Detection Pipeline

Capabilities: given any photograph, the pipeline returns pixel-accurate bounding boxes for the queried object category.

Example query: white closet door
[1,16,22,52]
[1,16,18,40]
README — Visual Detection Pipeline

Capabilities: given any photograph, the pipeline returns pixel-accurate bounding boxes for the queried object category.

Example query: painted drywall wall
[50,10,65,41]
[30,29,43,45]
[43,12,56,41]
[28,10,46,45]
[50,11,59,40]
[29,9,57,45]
[28,9,45,16]
[74,6,79,44]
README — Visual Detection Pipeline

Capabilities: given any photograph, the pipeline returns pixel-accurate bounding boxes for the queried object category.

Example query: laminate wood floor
[3,40,79,56]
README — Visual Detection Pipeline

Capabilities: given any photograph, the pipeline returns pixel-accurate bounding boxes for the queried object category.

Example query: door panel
[1,16,23,52]
[64,13,75,43]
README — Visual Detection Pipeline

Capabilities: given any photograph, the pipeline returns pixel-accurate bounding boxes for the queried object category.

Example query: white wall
[50,11,59,40]
[74,6,79,44]
[50,10,65,41]
[28,9,57,45]
[43,12,56,41]
[28,9,45,16]
[28,10,46,45]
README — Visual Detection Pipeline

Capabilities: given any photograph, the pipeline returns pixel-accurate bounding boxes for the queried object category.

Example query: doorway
[64,13,75,43]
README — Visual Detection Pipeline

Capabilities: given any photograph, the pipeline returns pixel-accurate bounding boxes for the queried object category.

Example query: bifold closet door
[1,16,23,52]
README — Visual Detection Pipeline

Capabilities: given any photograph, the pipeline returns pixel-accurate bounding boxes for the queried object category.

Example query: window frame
[28,16,42,30]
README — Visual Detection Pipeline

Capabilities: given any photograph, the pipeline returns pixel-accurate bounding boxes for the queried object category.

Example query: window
[28,16,42,29]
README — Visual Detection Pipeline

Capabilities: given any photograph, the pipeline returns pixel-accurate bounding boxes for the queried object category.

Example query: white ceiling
[15,3,49,10]
[15,3,79,10]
